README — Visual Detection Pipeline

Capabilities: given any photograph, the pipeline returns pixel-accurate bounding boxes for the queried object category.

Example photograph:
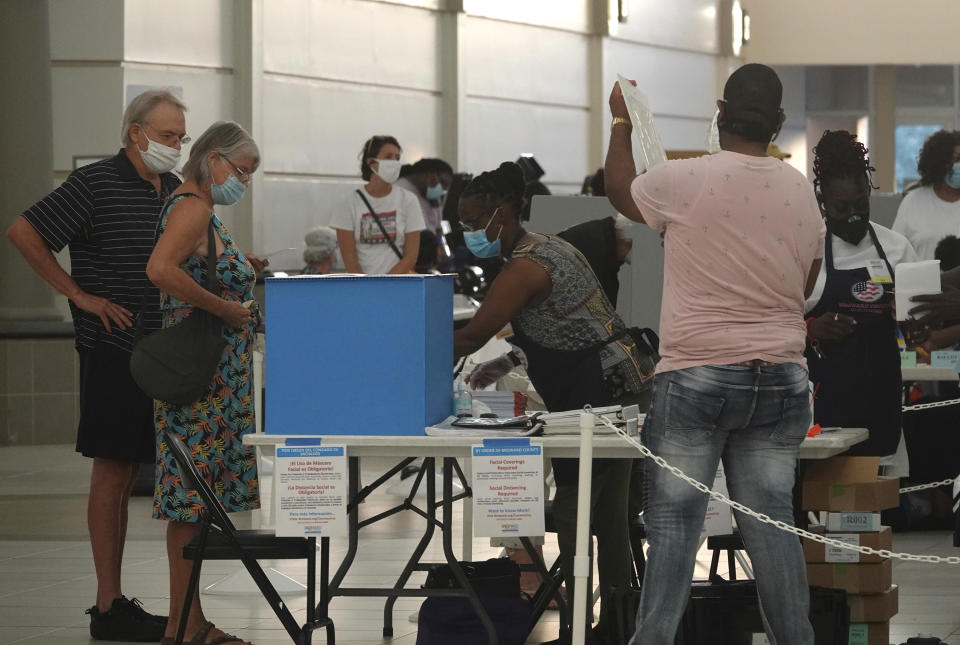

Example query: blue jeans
[630,364,815,645]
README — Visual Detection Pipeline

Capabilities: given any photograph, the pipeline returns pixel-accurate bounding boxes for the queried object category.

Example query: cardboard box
[848,621,889,645]
[848,585,899,623]
[802,456,900,511]
[265,275,453,435]
[803,526,892,563]
[805,559,892,594]
[825,512,883,532]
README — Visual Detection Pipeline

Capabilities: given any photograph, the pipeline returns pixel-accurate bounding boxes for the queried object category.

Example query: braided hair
[917,129,960,187]
[460,162,527,216]
[812,130,876,194]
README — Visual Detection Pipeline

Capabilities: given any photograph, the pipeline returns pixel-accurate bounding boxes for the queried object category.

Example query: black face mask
[826,213,869,245]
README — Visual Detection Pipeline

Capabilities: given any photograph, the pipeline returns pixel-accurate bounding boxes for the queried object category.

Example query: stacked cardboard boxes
[802,457,900,645]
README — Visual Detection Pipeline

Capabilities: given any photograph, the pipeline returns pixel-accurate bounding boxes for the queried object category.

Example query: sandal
[183,621,250,645]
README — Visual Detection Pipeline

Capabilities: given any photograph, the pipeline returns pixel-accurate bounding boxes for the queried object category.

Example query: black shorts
[77,341,156,464]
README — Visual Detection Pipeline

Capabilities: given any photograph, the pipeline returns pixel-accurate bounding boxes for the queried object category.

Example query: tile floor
[0,444,958,644]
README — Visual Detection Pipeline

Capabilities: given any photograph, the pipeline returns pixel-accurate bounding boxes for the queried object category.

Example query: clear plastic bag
[706,109,721,154]
[617,74,666,173]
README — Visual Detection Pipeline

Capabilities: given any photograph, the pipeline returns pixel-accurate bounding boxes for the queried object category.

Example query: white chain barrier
[902,397,960,412]
[594,414,960,565]
[893,397,960,491]
[899,479,958,494]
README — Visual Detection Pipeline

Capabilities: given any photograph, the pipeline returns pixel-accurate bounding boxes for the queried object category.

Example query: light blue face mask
[463,209,502,258]
[946,162,960,190]
[211,173,246,206]
[426,183,446,201]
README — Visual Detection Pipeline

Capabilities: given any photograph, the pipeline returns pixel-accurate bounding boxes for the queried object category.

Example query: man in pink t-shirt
[605,64,824,645]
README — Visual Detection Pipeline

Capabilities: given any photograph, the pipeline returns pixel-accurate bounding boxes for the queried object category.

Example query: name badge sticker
[867,259,892,283]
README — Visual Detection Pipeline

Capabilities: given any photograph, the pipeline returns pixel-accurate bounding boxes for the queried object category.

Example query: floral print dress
[153,197,260,521]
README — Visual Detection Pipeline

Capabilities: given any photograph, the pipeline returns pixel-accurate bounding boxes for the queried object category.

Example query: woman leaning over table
[453,161,656,645]
[146,121,265,645]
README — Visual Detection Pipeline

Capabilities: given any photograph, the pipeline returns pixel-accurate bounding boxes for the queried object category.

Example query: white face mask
[373,159,401,184]
[139,136,180,174]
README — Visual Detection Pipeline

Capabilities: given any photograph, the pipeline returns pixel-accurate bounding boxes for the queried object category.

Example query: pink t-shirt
[631,151,825,374]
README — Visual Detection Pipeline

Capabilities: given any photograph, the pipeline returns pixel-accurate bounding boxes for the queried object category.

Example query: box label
[274,445,347,537]
[931,349,960,370]
[472,441,544,537]
[834,512,876,531]
[848,624,868,645]
[900,351,917,367]
[825,533,860,563]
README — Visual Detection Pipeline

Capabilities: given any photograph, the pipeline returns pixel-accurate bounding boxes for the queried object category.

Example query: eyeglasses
[222,156,252,184]
[138,122,190,146]
[460,210,497,233]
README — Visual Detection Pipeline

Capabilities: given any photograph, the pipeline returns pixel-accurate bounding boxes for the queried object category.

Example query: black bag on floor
[675,581,848,645]
[610,582,847,645]
[416,558,532,645]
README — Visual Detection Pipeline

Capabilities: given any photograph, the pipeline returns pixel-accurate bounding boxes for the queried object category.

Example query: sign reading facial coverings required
[472,439,544,537]
[275,443,347,538]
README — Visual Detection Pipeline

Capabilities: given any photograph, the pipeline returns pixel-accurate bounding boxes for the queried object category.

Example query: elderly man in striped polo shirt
[6,89,187,642]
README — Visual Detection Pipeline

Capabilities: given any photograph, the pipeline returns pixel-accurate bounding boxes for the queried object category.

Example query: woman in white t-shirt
[331,135,425,274]
[892,129,960,260]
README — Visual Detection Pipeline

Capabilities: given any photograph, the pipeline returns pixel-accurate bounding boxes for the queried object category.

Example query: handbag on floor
[130,219,227,406]
[416,558,532,645]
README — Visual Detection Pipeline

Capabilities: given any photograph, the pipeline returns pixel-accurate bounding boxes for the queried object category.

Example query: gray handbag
[130,219,227,406]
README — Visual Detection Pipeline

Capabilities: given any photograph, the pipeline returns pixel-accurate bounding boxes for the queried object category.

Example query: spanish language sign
[275,443,347,537]
[471,438,544,537]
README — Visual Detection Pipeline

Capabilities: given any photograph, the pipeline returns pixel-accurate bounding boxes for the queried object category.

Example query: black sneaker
[87,596,167,642]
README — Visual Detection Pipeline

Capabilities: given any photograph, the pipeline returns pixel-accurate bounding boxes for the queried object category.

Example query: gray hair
[303,226,338,264]
[180,121,260,186]
[120,89,187,145]
[613,213,633,236]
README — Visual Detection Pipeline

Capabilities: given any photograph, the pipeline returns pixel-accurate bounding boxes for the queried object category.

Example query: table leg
[329,456,361,590]
[442,456,499,645]
[382,457,439,638]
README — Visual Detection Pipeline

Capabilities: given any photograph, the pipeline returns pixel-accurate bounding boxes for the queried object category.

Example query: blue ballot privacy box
[264,274,454,435]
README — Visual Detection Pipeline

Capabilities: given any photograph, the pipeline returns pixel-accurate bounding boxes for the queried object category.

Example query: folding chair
[163,428,334,645]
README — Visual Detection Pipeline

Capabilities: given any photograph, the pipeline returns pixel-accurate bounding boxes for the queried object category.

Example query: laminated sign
[275,441,348,537]
[472,438,544,537]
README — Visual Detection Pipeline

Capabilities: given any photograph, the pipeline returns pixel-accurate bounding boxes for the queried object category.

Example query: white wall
[262,0,444,268]
[462,15,592,195]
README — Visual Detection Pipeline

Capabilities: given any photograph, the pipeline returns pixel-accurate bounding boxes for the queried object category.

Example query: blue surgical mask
[946,162,960,190]
[464,209,502,258]
[211,173,246,206]
[426,183,446,201]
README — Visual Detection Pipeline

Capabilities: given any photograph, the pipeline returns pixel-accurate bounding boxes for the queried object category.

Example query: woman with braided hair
[453,161,656,644]
[806,129,917,457]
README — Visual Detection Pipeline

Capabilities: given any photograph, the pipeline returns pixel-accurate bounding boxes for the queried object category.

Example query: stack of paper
[471,391,527,417]
[540,405,641,436]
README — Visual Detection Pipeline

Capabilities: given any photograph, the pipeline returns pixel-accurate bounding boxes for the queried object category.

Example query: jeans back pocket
[663,379,726,446]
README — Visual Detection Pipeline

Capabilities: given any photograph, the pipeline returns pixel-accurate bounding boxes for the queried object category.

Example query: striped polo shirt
[22,149,181,353]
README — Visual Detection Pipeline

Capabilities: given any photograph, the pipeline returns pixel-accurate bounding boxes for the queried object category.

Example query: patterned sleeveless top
[511,235,654,398]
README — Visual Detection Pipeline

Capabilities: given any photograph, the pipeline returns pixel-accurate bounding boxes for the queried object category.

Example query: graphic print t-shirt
[330,186,426,274]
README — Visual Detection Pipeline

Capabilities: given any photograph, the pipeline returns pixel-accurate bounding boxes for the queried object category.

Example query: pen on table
[819,426,842,433]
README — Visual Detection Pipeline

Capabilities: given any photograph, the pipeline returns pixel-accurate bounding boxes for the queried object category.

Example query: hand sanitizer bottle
[454,377,473,417]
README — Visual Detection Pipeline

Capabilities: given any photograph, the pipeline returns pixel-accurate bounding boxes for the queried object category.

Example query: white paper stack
[471,391,527,417]
[540,405,641,436]
[895,260,941,321]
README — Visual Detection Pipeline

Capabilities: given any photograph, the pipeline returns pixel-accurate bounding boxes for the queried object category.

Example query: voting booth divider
[264,274,454,435]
